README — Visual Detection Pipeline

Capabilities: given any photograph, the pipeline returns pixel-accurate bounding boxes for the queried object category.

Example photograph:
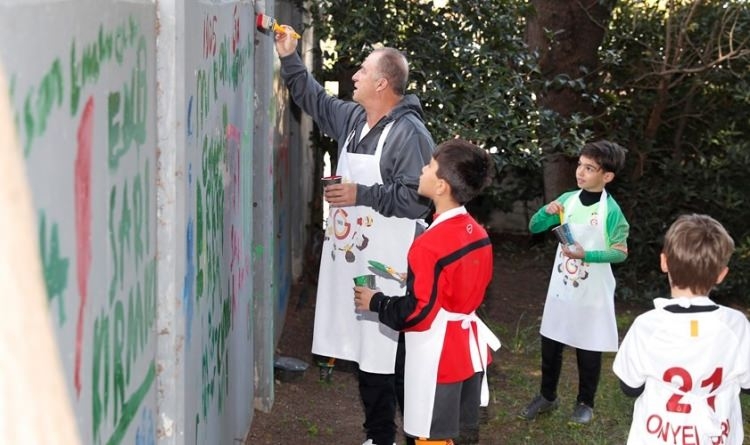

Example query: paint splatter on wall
[4,7,158,445]
[1,1,303,443]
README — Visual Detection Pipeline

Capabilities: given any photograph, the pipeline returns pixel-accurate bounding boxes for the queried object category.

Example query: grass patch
[485,350,633,444]
[484,307,750,444]
[483,310,540,355]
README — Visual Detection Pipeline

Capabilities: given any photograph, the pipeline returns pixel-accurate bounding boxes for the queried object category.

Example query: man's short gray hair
[373,47,409,96]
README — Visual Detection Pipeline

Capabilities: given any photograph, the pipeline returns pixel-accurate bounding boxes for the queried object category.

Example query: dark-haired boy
[520,140,630,424]
[354,138,500,445]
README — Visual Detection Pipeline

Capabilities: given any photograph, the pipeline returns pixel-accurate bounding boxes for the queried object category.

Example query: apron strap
[338,121,394,177]
[373,121,394,158]
[446,311,501,406]
[342,128,356,152]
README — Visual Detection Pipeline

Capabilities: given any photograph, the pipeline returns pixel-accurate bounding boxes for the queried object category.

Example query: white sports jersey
[613,297,750,445]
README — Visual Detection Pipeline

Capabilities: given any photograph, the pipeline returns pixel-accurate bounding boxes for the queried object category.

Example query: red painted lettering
[646,414,731,445]
[203,15,217,58]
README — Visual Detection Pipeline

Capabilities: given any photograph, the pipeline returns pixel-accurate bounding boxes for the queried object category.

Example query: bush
[306,0,750,304]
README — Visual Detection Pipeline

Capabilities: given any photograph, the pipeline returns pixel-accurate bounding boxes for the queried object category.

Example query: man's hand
[353,286,376,312]
[324,183,357,207]
[274,25,298,58]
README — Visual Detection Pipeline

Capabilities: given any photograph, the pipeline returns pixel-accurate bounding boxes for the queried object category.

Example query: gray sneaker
[519,394,559,420]
[569,402,594,425]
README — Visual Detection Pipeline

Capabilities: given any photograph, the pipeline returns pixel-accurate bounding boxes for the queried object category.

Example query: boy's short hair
[580,140,627,174]
[662,214,735,295]
[433,138,494,204]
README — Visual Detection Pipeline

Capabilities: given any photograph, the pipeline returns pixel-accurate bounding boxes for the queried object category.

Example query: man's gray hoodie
[280,51,435,219]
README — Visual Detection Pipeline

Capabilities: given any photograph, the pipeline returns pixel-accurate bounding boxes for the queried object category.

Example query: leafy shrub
[304,0,750,303]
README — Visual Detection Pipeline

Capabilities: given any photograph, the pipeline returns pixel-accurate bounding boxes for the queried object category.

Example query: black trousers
[429,372,482,439]
[359,333,413,445]
[540,335,602,408]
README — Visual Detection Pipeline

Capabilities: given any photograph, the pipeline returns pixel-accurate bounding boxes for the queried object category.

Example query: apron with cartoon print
[404,308,501,438]
[312,122,416,373]
[539,190,618,352]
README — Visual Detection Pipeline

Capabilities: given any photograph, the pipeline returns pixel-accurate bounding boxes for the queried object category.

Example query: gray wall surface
[0,0,311,443]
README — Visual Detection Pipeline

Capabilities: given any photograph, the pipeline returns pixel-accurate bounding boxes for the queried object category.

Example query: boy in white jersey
[613,214,750,445]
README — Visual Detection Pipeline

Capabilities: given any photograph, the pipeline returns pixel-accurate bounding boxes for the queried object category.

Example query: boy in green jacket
[520,140,629,425]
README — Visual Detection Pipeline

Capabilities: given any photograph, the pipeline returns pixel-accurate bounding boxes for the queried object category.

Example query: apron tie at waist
[451,312,501,406]
[404,308,500,437]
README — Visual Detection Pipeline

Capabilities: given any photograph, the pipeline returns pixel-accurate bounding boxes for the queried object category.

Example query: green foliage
[309,0,550,216]
[305,0,750,303]
[596,1,750,302]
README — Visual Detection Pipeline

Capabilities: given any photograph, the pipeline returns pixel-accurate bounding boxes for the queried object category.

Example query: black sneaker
[569,402,594,425]
[519,394,559,420]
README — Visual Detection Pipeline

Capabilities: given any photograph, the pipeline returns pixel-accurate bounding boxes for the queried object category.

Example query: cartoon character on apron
[540,190,619,352]
[403,309,501,438]
[312,122,417,373]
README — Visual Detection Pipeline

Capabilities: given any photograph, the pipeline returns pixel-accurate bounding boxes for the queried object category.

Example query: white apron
[539,190,619,351]
[403,309,501,438]
[312,123,417,373]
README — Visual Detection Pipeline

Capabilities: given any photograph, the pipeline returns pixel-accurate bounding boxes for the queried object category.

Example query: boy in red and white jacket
[355,138,500,445]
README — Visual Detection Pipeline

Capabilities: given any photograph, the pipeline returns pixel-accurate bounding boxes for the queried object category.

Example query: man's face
[351,52,384,105]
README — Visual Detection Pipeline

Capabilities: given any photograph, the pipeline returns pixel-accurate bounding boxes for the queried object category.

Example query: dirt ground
[244,234,568,445]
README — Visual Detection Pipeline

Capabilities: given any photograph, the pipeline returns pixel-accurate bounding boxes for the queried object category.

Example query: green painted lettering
[92,313,110,441]
[113,300,125,423]
[39,212,70,323]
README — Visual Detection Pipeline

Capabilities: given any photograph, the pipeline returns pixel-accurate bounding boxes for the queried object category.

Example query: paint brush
[368,260,404,283]
[256,13,301,39]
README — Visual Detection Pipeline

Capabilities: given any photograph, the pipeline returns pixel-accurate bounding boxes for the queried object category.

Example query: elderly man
[276,27,435,445]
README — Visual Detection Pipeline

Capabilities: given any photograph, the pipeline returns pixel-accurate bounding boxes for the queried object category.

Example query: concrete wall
[0,0,310,443]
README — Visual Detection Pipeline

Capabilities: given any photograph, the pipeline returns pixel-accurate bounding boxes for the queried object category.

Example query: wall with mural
[0,0,309,443]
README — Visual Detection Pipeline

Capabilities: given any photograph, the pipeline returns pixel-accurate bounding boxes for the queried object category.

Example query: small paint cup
[321,175,342,187]
[353,274,376,288]
[551,223,576,246]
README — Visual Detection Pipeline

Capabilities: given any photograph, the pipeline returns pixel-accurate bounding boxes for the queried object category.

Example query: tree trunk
[526,0,615,201]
